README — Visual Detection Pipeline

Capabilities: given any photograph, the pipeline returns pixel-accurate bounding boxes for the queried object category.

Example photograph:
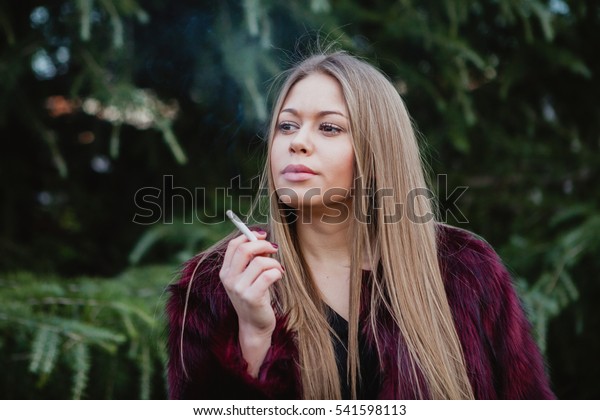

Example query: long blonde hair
[255,52,474,399]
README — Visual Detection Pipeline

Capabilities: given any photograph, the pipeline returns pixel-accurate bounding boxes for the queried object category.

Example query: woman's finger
[244,268,283,302]
[229,256,283,293]
[220,231,268,278]
[226,239,278,277]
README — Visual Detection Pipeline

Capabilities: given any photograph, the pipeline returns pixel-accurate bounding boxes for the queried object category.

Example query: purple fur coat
[166,224,555,399]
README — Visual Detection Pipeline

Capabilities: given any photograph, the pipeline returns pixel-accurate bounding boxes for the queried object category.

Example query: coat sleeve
[479,241,555,399]
[444,227,556,399]
[166,252,299,399]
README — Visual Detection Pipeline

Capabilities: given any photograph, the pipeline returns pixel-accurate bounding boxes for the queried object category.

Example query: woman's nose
[289,127,313,154]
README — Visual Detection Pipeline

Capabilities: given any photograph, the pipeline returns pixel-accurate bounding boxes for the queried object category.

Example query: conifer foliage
[0,267,172,399]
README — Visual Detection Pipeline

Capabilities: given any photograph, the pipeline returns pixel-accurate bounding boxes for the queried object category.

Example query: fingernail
[255,229,267,235]
[271,242,279,249]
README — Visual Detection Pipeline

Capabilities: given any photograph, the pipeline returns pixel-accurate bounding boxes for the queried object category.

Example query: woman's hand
[219,231,283,377]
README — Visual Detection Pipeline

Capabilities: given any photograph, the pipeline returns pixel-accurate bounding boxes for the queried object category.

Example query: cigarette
[226,210,258,242]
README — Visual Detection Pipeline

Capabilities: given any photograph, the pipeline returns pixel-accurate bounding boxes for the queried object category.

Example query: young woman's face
[270,73,354,211]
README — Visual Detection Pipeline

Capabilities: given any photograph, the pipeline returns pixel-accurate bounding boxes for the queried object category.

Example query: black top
[325,305,381,399]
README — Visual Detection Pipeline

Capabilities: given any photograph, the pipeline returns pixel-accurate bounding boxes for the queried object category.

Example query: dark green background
[1,0,598,399]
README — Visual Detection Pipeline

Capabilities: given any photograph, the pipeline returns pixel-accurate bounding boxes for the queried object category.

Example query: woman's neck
[294,206,354,320]
[295,207,352,267]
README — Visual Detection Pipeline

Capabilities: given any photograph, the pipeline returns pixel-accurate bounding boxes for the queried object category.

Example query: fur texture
[166,225,555,399]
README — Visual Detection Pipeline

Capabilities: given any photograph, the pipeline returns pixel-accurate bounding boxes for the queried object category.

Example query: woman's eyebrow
[280,108,347,118]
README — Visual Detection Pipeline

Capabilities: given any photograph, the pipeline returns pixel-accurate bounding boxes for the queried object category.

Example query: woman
[166,51,555,399]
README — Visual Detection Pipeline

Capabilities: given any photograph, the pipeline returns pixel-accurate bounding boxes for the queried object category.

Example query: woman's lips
[281,164,316,181]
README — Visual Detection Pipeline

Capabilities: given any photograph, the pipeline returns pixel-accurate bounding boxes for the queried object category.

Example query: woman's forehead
[280,73,348,115]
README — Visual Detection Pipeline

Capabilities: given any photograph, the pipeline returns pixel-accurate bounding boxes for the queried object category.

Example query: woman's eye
[320,123,342,134]
[278,122,297,133]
